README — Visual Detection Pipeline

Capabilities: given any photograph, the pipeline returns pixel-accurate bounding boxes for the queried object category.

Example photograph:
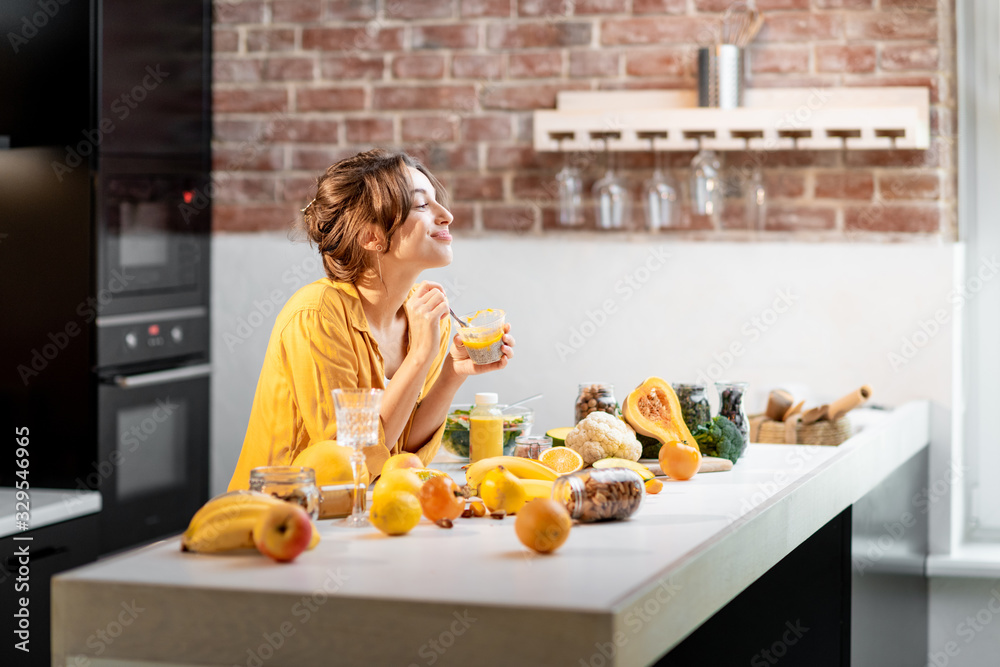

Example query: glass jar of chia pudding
[458,309,506,365]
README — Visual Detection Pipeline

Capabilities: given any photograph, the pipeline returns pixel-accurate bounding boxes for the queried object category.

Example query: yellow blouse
[227,278,451,491]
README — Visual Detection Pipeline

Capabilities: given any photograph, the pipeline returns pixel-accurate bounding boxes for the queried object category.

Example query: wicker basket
[752,415,852,446]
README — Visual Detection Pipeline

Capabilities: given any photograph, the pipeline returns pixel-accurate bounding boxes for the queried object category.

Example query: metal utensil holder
[698,45,745,109]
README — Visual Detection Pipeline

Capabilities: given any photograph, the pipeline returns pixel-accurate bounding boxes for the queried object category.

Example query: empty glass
[745,164,766,231]
[690,145,722,224]
[332,388,383,528]
[555,136,583,226]
[593,134,631,229]
[643,136,677,231]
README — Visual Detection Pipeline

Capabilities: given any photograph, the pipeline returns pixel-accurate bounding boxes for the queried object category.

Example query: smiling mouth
[432,233,452,241]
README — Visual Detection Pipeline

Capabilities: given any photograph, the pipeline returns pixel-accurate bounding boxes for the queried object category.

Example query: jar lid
[475,392,498,405]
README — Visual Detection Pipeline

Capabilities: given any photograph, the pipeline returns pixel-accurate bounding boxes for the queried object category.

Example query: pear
[479,466,527,515]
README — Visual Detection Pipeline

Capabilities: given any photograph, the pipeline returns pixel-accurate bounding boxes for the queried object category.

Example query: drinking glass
[593,134,631,229]
[643,136,677,231]
[332,388,383,528]
[555,136,584,226]
[690,145,722,224]
[745,164,766,231]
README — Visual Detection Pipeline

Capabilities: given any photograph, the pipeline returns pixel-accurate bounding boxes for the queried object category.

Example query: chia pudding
[459,309,505,365]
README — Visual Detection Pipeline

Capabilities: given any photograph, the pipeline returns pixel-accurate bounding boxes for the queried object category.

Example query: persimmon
[418,476,465,524]
[515,499,572,554]
[658,440,701,481]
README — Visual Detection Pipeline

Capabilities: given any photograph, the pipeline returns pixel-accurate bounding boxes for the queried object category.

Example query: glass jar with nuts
[574,383,618,424]
[551,468,644,522]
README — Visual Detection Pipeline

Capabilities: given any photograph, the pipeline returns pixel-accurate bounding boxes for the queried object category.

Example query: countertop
[52,402,929,667]
[0,487,101,539]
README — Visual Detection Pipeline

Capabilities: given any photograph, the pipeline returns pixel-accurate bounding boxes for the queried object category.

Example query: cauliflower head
[564,412,642,465]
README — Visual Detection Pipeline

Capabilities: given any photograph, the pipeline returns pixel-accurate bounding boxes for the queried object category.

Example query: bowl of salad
[440,404,534,460]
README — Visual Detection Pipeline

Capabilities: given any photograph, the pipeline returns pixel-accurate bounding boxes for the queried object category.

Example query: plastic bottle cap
[474,392,498,406]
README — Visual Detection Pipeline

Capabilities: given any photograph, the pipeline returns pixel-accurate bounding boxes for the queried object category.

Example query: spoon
[507,393,543,408]
[449,308,469,328]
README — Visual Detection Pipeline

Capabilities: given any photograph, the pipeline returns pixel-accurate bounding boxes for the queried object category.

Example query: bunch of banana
[464,456,558,493]
[181,490,320,553]
[520,478,555,501]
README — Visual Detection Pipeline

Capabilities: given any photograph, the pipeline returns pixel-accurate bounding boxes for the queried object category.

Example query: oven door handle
[112,364,212,388]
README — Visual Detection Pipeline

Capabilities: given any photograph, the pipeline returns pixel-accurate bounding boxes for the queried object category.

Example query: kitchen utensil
[507,392,543,408]
[765,389,794,422]
[722,2,762,48]
[826,385,873,422]
[698,45,744,108]
[449,307,468,328]
[800,404,828,426]
[783,400,805,421]
[640,456,734,477]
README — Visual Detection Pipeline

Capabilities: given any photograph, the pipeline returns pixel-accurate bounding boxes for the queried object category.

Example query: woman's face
[387,166,454,269]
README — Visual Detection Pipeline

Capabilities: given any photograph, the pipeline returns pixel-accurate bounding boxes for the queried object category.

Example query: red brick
[487,146,563,170]
[481,83,587,110]
[764,205,837,231]
[625,48,689,77]
[392,54,446,79]
[517,0,567,16]
[570,50,619,77]
[757,13,842,42]
[601,17,716,46]
[815,45,876,73]
[263,57,314,81]
[268,118,340,143]
[373,85,477,111]
[815,172,874,200]
[511,173,560,201]
[461,116,512,141]
[412,24,479,50]
[303,27,404,52]
[845,144,945,169]
[410,145,479,171]
[215,0,264,24]
[514,111,534,142]
[345,118,394,143]
[881,44,940,71]
[401,116,457,143]
[759,150,840,168]
[214,58,263,83]
[214,119,262,142]
[611,77,699,91]
[757,0,810,7]
[214,28,239,52]
[488,23,592,49]
[632,0,686,13]
[846,13,938,40]
[272,0,321,22]
[510,52,563,78]
[295,87,366,112]
[214,174,277,203]
[320,56,385,80]
[445,203,475,230]
[388,0,454,19]
[452,54,504,80]
[693,0,730,10]
[814,0,871,7]
[748,45,810,74]
[453,175,504,201]
[762,171,806,199]
[461,0,511,17]
[213,146,285,172]
[575,0,628,13]
[878,172,940,200]
[291,147,359,171]
[213,204,300,232]
[278,176,317,203]
[246,28,296,52]
[214,88,288,113]
[483,205,536,231]
[324,0,377,20]
[844,204,940,233]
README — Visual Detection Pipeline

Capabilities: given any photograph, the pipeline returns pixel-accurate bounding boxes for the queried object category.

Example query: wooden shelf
[533,87,930,152]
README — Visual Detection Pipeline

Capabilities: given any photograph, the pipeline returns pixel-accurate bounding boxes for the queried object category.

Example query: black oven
[97,364,209,554]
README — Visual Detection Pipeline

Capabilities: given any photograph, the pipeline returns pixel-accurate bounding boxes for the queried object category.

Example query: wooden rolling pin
[827,385,872,421]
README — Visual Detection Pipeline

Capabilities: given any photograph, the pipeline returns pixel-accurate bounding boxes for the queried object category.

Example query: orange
[658,440,701,481]
[539,447,583,474]
[515,498,572,554]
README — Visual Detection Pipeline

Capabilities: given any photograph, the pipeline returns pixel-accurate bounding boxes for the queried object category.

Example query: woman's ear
[361,226,386,252]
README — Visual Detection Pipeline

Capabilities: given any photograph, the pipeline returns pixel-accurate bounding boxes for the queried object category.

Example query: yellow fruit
[515,498,572,554]
[291,440,369,487]
[521,478,555,501]
[644,478,664,494]
[591,457,654,481]
[464,456,558,492]
[539,447,584,474]
[373,469,423,505]
[370,492,422,536]
[382,452,423,475]
[479,466,527,515]
[470,500,487,517]
[546,427,574,447]
[412,468,448,483]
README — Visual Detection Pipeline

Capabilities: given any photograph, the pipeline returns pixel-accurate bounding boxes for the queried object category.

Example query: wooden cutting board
[640,456,734,477]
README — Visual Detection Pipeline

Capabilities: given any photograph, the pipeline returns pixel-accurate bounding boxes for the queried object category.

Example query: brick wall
[211,0,956,239]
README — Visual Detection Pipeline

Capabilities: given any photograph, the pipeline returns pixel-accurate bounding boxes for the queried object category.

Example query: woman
[228,149,513,490]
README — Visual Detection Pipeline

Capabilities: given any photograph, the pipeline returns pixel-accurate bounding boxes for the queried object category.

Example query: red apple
[253,503,313,563]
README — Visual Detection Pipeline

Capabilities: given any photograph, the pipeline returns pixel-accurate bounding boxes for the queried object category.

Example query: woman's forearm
[379,352,436,448]
[406,356,464,449]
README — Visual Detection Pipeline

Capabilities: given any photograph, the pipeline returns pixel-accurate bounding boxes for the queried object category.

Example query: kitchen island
[53,402,929,666]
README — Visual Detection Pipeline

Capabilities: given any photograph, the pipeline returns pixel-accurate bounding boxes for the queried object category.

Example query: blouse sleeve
[401,315,453,467]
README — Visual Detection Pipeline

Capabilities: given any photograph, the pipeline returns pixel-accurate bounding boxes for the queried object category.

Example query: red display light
[148,324,160,336]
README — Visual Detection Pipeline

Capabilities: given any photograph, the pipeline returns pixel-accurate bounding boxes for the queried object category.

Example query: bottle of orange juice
[469,392,503,463]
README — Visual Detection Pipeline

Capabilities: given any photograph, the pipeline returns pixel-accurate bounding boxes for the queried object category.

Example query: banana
[520,478,554,501]
[181,491,321,554]
[464,456,558,492]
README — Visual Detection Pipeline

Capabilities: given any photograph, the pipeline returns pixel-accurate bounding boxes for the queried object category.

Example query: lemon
[292,440,369,487]
[370,492,422,536]
[373,469,423,505]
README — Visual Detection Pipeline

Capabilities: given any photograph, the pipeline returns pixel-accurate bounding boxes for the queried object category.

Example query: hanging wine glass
[592,133,631,230]
[690,137,722,224]
[554,133,583,227]
[745,163,766,232]
[642,133,677,231]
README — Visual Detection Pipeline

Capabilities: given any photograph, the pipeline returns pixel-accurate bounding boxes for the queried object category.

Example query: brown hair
[302,149,448,284]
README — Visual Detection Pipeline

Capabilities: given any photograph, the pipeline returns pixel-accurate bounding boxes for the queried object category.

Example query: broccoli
[691,415,746,463]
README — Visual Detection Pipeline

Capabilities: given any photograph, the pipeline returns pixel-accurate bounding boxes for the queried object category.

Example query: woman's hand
[403,281,450,362]
[449,323,514,376]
